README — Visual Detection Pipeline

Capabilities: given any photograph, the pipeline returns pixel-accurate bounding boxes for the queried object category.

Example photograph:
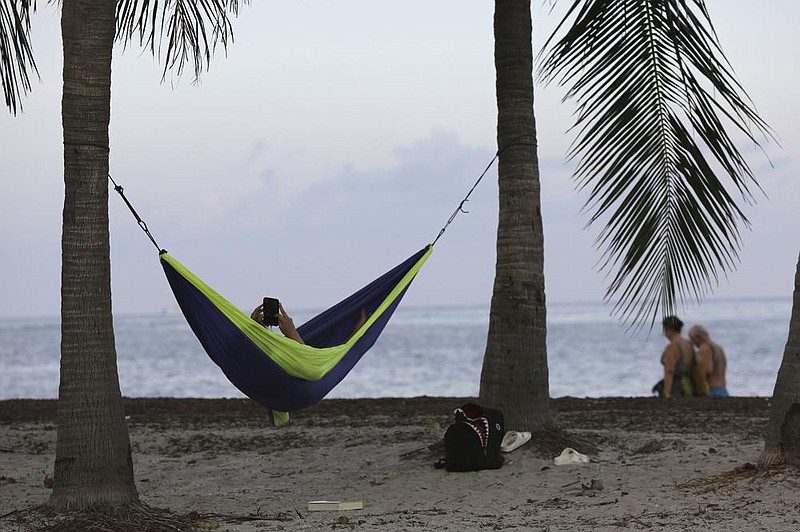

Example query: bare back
[707,341,727,388]
[663,337,694,374]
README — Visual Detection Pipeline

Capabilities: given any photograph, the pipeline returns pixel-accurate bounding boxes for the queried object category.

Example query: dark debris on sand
[0,395,772,426]
[0,395,772,455]
[0,395,771,458]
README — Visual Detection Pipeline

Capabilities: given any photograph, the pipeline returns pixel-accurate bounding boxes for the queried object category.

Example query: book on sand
[307,500,364,511]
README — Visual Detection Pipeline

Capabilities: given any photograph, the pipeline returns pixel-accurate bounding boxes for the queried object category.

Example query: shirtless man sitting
[688,324,729,397]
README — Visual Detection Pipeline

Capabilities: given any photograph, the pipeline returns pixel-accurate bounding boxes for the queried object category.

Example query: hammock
[110,147,501,425]
[160,245,432,425]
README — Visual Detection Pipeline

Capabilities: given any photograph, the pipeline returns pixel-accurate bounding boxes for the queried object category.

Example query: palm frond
[1,0,38,115]
[116,0,248,81]
[538,0,775,328]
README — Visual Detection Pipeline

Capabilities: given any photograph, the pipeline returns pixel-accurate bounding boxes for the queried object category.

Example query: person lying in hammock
[250,303,369,345]
[251,303,305,344]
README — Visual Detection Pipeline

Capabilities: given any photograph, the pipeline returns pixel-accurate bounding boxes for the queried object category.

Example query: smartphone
[262,297,280,327]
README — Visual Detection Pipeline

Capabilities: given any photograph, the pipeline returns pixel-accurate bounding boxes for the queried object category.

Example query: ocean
[0,298,791,401]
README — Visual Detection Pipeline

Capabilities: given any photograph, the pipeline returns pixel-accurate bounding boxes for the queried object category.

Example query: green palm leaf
[1,0,38,115]
[116,0,248,80]
[539,0,775,327]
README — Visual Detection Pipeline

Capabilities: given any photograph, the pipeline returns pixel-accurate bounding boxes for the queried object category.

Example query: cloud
[2,0,798,319]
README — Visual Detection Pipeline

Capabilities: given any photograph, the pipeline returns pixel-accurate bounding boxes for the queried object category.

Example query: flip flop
[500,430,532,453]
[553,447,589,465]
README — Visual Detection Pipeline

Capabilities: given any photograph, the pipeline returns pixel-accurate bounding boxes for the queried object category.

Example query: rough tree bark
[759,251,800,467]
[47,0,139,510]
[479,0,552,431]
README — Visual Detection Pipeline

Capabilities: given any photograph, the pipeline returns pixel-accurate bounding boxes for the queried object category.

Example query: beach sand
[1,396,798,531]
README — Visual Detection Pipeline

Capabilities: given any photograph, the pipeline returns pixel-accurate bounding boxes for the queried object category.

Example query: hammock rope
[109,173,164,253]
[431,134,535,246]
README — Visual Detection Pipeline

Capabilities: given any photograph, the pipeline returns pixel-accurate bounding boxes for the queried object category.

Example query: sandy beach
[1,396,798,531]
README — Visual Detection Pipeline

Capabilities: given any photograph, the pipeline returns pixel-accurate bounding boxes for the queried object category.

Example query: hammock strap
[108,174,164,253]
[431,134,536,246]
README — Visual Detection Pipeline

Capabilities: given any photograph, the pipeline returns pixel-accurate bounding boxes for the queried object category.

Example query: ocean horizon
[0,297,791,401]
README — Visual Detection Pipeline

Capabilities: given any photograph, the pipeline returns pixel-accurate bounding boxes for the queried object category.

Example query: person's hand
[277,303,304,344]
[276,305,295,335]
[251,303,264,324]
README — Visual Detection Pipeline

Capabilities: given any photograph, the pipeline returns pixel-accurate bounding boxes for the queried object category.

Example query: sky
[1,0,798,320]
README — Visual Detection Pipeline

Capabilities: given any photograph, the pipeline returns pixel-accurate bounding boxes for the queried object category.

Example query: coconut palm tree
[479,0,552,431]
[483,0,775,429]
[760,253,800,466]
[54,1,138,509]
[4,0,248,511]
[55,0,248,510]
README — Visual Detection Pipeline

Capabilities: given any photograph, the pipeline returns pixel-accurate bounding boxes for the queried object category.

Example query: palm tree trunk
[760,251,800,467]
[47,0,139,510]
[479,0,551,431]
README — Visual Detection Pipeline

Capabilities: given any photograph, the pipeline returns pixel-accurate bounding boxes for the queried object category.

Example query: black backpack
[442,403,505,472]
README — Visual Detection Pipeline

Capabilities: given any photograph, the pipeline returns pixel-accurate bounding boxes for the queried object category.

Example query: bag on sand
[441,403,505,472]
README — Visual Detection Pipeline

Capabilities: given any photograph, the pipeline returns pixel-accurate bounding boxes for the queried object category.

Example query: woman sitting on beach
[657,315,696,398]
[688,323,729,397]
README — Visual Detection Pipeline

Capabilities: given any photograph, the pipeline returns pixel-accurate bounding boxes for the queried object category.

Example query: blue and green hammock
[159,245,432,425]
[111,146,499,425]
